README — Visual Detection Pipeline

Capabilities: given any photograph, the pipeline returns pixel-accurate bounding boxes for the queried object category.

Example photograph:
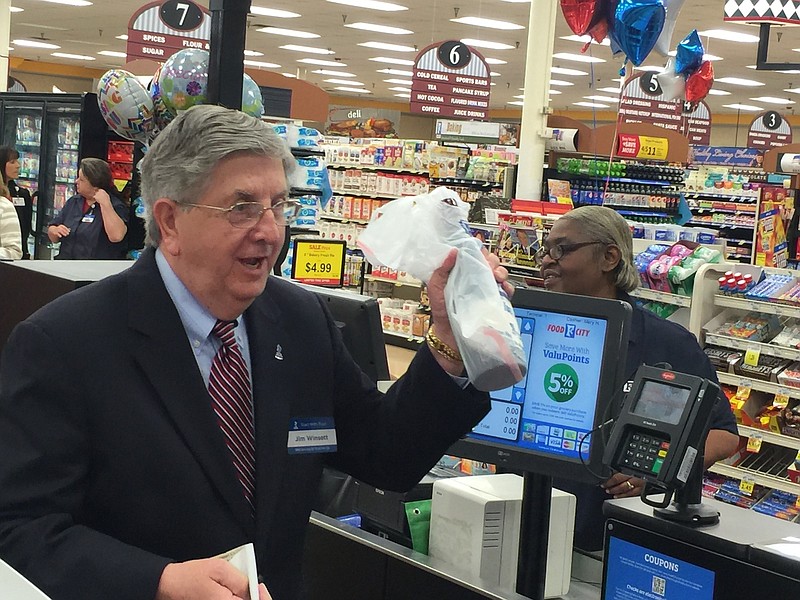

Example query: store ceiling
[9,0,800,116]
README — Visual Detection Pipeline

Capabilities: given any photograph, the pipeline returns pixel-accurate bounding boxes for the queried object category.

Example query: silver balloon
[653,0,687,56]
[656,58,685,101]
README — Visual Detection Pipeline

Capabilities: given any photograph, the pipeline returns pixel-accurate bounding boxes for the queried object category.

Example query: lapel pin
[275,344,284,361]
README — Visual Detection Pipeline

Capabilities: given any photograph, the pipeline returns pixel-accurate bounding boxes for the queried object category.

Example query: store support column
[207,0,251,109]
[0,0,9,92]
[516,0,559,200]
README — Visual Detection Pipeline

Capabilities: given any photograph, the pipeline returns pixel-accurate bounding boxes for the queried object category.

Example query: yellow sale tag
[744,347,761,367]
[291,240,346,286]
[739,477,755,496]
[746,434,763,453]
[636,136,669,160]
[736,385,752,400]
[796,496,800,509]
[774,392,790,409]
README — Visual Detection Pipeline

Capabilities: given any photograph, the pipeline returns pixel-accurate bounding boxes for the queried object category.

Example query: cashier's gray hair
[138,104,295,247]
[559,206,639,293]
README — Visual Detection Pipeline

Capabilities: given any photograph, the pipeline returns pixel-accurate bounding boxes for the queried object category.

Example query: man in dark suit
[0,105,509,600]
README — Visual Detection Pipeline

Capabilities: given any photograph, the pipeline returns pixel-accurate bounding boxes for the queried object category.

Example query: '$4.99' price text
[305,262,333,274]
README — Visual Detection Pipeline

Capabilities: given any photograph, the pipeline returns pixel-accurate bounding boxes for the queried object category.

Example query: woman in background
[0,146,33,259]
[0,186,22,259]
[47,158,128,259]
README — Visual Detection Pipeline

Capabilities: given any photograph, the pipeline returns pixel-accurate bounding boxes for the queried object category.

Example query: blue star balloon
[614,0,666,66]
[675,29,704,76]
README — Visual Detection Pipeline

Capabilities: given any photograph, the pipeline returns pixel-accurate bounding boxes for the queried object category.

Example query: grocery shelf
[704,333,800,362]
[684,192,759,201]
[717,371,800,401]
[331,189,403,200]
[320,214,371,225]
[328,163,428,175]
[563,173,681,186]
[715,294,800,319]
[365,275,422,288]
[429,177,502,188]
[737,424,800,452]
[687,221,755,229]
[630,287,692,307]
[710,461,800,495]
[691,207,757,215]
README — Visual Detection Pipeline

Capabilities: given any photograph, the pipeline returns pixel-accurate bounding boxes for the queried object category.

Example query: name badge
[81,213,95,223]
[11,196,24,207]
[287,417,337,454]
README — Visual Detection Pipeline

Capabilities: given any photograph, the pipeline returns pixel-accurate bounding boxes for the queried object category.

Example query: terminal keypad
[621,431,670,475]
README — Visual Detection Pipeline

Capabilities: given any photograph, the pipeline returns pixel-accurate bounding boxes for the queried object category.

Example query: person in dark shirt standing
[0,146,33,259]
[46,158,128,259]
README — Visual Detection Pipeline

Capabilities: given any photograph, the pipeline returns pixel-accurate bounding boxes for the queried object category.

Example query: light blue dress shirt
[155,249,253,390]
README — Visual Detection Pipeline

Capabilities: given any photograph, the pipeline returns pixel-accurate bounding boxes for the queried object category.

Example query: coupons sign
[616,134,669,160]
[411,40,492,120]
[291,240,347,287]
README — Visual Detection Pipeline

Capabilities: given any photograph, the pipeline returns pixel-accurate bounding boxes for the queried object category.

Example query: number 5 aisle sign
[411,40,492,120]
[291,240,347,287]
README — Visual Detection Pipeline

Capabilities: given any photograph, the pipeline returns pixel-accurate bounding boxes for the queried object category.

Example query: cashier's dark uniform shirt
[49,193,129,260]
[554,293,738,551]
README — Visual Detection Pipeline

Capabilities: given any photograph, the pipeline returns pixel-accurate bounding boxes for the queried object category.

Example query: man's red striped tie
[209,319,256,516]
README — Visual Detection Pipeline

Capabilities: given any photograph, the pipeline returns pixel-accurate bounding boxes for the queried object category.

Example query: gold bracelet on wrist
[425,325,463,363]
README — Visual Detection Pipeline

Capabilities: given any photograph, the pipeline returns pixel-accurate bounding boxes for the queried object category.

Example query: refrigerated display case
[0,93,109,259]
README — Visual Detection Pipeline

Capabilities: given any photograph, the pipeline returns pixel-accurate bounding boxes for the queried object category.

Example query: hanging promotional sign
[325,106,399,138]
[747,111,793,149]
[618,73,711,144]
[411,40,492,120]
[435,119,500,143]
[689,146,763,167]
[126,0,211,62]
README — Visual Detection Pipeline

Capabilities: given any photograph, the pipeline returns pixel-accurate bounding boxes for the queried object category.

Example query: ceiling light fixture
[9,6,23,12]
[281,72,297,78]
[377,68,414,76]
[550,66,588,76]
[344,23,412,35]
[553,52,605,63]
[394,93,411,98]
[706,89,732,95]
[574,101,610,108]
[484,57,507,65]
[244,50,263,57]
[716,76,764,86]
[358,41,416,52]
[37,0,91,5]
[549,89,562,95]
[297,58,345,67]
[281,45,334,54]
[313,69,356,77]
[550,79,575,86]
[388,86,411,92]
[115,34,127,40]
[52,52,94,60]
[722,103,764,111]
[450,16,524,30]
[508,100,525,105]
[12,39,60,49]
[333,86,372,93]
[383,78,413,85]
[698,29,760,43]
[325,78,364,85]
[97,50,126,58]
[750,96,795,104]
[249,6,300,18]
[596,86,622,93]
[584,95,618,102]
[243,59,281,68]
[490,71,502,77]
[460,38,514,50]
[327,0,407,10]
[369,56,414,65]
[257,27,319,38]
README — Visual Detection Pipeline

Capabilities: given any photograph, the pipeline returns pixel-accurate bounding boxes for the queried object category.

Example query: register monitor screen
[293,281,390,384]
[449,288,631,483]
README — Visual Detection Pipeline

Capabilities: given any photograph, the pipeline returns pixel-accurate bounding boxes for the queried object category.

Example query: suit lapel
[126,250,254,537]
[244,282,294,537]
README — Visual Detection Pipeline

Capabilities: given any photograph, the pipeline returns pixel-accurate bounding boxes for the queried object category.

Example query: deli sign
[411,40,492,120]
[126,0,211,62]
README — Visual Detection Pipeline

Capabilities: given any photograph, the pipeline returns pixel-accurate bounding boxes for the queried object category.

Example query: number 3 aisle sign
[411,40,492,120]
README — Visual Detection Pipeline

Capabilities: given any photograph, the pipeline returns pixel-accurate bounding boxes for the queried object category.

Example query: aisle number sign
[616,134,669,161]
[291,240,347,287]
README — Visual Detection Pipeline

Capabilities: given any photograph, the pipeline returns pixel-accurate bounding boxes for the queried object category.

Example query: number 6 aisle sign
[410,40,492,120]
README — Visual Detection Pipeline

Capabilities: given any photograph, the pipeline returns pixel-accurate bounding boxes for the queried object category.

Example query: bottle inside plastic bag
[358,187,526,391]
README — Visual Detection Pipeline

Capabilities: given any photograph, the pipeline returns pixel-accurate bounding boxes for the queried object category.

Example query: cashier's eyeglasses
[535,241,605,262]
[176,200,301,228]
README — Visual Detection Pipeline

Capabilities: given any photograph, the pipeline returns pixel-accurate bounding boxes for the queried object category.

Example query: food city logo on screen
[546,323,590,338]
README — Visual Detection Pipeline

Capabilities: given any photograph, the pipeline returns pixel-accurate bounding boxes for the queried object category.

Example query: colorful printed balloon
[158,48,209,113]
[96,69,154,144]
[148,64,175,140]
[614,0,666,66]
[241,73,264,118]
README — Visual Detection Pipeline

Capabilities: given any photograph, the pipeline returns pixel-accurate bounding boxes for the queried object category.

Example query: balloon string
[607,62,628,199]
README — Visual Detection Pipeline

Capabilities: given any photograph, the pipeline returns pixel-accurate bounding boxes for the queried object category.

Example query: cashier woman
[542,206,739,551]
[47,158,128,259]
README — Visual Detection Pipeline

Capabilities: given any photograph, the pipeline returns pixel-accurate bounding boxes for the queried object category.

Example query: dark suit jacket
[0,249,490,600]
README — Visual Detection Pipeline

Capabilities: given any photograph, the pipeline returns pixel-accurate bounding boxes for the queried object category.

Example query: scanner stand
[651,447,719,526]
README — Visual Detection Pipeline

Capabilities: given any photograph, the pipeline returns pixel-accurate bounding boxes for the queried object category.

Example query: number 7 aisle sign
[126,0,210,63]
